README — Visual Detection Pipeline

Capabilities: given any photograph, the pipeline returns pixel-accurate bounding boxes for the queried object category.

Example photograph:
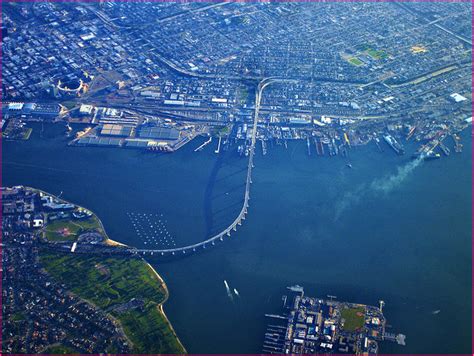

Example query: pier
[215,136,222,154]
[261,139,267,156]
[194,136,212,152]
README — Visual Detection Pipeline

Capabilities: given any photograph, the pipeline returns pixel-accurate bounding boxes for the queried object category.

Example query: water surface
[3,124,471,353]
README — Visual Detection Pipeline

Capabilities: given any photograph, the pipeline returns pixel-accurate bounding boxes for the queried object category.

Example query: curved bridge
[131,78,294,257]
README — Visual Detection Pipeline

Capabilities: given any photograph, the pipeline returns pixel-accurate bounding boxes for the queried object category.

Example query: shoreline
[103,237,128,247]
[145,261,187,354]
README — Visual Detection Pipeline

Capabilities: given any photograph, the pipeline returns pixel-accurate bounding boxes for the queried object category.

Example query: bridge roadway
[131,78,296,257]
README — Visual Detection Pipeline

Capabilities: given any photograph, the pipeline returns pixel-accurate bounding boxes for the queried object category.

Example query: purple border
[0,0,472,355]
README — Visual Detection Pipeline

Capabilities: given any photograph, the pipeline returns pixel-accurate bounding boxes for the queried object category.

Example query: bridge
[129,78,295,257]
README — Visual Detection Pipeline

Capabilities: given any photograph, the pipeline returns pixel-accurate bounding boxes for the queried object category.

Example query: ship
[423,150,441,160]
[438,142,451,156]
[317,138,325,156]
[147,145,173,153]
[261,139,267,156]
[383,134,405,155]
[75,127,92,138]
[332,138,339,155]
[65,123,73,137]
[375,137,384,152]
[287,285,304,293]
[412,148,441,161]
[406,126,416,140]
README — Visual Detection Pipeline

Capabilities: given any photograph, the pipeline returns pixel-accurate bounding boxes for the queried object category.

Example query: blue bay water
[3,123,472,353]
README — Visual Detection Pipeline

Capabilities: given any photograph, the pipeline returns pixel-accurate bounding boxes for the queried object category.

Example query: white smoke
[334,184,365,221]
[370,157,423,194]
[335,157,423,221]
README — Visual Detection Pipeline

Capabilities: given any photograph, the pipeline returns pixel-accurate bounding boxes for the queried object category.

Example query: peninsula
[1,186,185,354]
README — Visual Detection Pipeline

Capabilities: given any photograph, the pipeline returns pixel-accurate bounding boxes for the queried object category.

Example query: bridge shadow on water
[207,199,246,237]
[212,183,246,199]
[203,147,247,243]
[214,166,247,183]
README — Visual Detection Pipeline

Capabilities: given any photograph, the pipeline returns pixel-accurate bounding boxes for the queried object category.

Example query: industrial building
[100,124,133,137]
[2,102,62,119]
[138,126,179,140]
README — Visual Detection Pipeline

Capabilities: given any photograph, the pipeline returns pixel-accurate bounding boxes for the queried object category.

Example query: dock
[215,136,222,154]
[194,136,212,152]
[261,139,268,155]
[451,134,463,153]
[265,314,287,320]
[439,141,450,156]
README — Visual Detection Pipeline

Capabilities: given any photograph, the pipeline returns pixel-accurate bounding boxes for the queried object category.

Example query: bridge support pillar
[233,226,237,231]
[227,231,231,237]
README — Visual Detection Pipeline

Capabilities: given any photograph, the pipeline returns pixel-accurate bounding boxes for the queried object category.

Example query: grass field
[40,252,185,354]
[22,128,33,140]
[366,48,387,60]
[11,311,26,322]
[341,306,366,332]
[120,305,185,354]
[43,344,79,354]
[348,57,364,66]
[239,86,250,104]
[213,125,231,136]
[44,216,102,242]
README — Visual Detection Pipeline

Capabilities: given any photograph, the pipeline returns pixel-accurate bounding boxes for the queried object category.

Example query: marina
[127,212,177,249]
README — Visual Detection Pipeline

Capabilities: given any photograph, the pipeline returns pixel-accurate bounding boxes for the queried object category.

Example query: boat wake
[224,280,234,302]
